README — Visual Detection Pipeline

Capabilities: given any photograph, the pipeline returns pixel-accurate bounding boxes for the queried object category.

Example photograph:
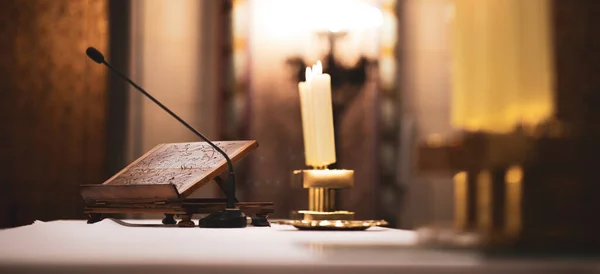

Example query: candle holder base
[287,169,388,230]
[291,210,355,220]
[276,219,389,231]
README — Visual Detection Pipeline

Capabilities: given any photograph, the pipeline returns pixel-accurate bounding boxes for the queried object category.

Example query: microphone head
[86,47,104,64]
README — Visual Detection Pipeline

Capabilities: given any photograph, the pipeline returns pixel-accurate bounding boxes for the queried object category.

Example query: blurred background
[0,0,599,248]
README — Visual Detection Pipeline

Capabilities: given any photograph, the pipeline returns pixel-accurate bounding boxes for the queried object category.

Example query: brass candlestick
[292,169,355,220]
[280,59,387,230]
[281,169,387,230]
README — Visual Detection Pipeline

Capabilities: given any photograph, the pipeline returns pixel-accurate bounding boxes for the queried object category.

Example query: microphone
[86,46,245,228]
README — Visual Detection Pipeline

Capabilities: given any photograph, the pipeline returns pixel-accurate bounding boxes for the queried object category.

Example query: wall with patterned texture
[0,0,108,228]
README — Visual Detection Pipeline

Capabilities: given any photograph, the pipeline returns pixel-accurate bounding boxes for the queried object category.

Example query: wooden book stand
[80,140,273,227]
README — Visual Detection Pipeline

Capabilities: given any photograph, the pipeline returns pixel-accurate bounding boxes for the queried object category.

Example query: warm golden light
[477,170,492,231]
[426,134,444,147]
[453,171,468,230]
[450,0,554,133]
[259,0,382,35]
[505,165,523,236]
[505,166,523,185]
[297,169,355,188]
[248,0,384,67]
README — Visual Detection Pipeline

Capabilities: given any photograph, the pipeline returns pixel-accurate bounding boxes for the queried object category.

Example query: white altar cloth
[0,219,597,274]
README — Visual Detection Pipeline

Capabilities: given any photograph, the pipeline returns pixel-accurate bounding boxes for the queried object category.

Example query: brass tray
[275,219,389,231]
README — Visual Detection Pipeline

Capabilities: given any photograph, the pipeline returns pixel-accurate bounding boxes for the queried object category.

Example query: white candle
[298,61,336,168]
[299,67,316,166]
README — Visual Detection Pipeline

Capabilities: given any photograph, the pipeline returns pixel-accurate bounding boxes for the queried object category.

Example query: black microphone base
[198,209,247,228]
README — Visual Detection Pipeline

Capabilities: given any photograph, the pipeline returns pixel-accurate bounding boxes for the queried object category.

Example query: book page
[104,140,257,196]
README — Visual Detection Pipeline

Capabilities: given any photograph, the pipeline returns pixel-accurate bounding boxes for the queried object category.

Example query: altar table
[0,219,597,274]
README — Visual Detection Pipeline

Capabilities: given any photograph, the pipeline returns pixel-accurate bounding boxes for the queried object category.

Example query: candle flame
[314,61,323,75]
[305,67,312,82]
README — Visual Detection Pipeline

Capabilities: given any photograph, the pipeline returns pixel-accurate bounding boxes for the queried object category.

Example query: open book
[81,140,257,200]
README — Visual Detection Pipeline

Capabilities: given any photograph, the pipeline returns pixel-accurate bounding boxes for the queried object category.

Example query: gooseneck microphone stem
[93,52,236,209]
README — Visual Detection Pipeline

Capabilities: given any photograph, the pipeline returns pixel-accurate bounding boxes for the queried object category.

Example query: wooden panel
[552,0,600,134]
[0,0,108,228]
[83,201,274,215]
[80,184,179,201]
